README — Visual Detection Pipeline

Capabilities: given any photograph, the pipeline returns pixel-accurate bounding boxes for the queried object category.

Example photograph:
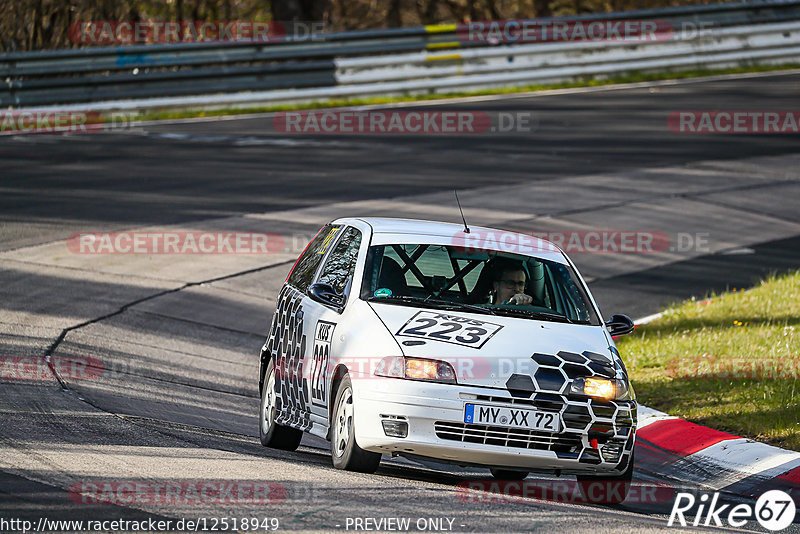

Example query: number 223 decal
[396,311,503,349]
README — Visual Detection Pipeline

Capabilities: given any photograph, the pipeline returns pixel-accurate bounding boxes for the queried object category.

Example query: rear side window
[287,225,341,292]
[317,227,362,294]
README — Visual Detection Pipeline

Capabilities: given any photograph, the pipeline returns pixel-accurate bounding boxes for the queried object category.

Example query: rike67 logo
[669,490,796,531]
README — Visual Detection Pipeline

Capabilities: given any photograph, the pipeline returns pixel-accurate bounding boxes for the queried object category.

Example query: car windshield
[361,243,599,325]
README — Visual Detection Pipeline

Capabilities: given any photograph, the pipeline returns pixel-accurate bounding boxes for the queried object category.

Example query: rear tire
[330,374,381,473]
[490,469,529,481]
[259,360,303,451]
[576,451,634,505]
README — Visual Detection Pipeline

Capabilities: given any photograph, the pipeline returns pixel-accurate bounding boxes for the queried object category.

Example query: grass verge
[134,63,800,122]
[618,271,800,450]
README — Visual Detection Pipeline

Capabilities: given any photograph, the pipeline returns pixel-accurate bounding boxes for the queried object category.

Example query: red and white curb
[635,405,800,503]
[630,311,800,504]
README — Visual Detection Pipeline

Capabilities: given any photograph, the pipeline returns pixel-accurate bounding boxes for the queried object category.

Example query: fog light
[600,442,623,463]
[382,420,408,438]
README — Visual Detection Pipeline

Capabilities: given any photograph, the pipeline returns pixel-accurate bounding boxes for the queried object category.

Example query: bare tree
[0,0,721,51]
[387,0,403,27]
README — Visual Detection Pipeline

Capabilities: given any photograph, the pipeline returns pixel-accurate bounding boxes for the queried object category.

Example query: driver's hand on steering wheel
[504,293,533,305]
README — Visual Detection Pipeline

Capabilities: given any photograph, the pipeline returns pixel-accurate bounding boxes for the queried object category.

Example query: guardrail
[2,0,800,109]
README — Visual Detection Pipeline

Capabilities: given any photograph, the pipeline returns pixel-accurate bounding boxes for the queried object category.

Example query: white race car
[258,218,637,492]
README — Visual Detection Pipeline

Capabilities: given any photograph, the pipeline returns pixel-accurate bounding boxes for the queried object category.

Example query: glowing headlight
[570,377,632,400]
[374,356,457,384]
[584,377,615,399]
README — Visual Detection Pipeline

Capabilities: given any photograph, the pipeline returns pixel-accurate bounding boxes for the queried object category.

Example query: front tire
[330,374,381,473]
[259,360,303,451]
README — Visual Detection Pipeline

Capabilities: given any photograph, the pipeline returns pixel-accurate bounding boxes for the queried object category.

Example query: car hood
[368,302,618,390]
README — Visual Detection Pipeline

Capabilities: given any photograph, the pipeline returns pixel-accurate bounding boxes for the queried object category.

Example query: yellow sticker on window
[317,227,340,254]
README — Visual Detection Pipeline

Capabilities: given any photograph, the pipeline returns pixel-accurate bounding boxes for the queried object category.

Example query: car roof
[338,217,478,236]
[332,217,567,263]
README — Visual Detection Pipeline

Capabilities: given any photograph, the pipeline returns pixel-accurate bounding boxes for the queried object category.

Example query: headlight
[570,377,632,400]
[374,356,457,384]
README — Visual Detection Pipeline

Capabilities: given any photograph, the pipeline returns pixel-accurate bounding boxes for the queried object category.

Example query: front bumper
[352,376,636,475]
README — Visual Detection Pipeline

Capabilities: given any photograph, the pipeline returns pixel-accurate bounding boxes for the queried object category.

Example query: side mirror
[605,314,635,337]
[308,282,344,309]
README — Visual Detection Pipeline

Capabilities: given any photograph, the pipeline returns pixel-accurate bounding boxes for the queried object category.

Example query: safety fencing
[1,0,799,110]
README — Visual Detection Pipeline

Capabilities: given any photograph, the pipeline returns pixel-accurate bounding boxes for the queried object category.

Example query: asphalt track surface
[1,71,800,533]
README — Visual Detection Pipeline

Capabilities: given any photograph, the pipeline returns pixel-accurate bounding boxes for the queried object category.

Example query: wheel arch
[258,347,273,397]
[326,363,350,440]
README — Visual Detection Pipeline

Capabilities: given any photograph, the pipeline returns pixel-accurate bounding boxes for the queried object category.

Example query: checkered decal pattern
[264,285,313,432]
[532,349,635,465]
[491,349,636,467]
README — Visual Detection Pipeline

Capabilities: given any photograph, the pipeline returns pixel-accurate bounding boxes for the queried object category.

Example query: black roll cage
[389,244,484,299]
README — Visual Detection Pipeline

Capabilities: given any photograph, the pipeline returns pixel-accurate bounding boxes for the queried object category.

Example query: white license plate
[464,403,560,432]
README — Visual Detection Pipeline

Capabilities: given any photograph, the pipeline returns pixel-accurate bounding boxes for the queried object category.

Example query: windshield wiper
[367,295,496,316]
[491,307,573,323]
[427,298,497,316]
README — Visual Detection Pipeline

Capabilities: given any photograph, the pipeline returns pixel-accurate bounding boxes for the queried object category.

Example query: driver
[491,259,533,306]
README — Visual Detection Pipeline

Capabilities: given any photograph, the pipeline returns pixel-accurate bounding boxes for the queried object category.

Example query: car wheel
[576,451,634,505]
[490,468,529,481]
[331,374,381,473]
[259,360,303,451]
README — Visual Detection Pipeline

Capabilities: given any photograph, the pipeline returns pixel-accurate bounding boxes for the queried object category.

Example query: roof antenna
[454,190,470,234]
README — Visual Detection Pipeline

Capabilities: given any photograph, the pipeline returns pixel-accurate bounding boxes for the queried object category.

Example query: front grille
[434,421,581,453]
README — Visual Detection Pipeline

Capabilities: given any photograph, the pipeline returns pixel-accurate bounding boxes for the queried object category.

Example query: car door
[261,223,342,435]
[303,225,363,433]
